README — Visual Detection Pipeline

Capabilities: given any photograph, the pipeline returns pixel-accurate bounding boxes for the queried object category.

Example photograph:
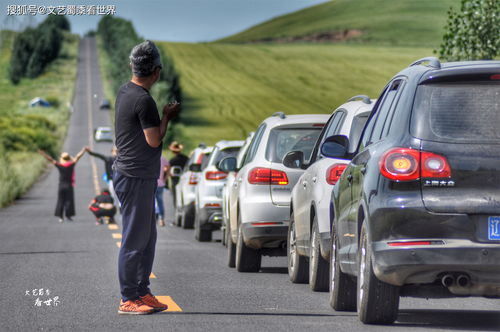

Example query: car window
[347,113,370,153]
[201,151,212,170]
[411,82,500,143]
[213,147,240,166]
[266,127,322,163]
[367,80,402,145]
[242,124,266,166]
[310,110,346,163]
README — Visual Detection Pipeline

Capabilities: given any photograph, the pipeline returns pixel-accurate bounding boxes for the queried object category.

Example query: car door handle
[347,174,353,182]
[312,177,317,183]
[360,167,367,175]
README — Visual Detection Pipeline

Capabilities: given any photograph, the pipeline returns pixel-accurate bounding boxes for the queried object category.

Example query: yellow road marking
[150,272,156,279]
[156,296,183,312]
[116,242,121,248]
[85,39,100,195]
[108,224,119,230]
[111,233,122,239]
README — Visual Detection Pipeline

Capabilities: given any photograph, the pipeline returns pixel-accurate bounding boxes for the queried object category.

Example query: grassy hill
[0,30,79,207]
[219,0,458,48]
[160,42,429,150]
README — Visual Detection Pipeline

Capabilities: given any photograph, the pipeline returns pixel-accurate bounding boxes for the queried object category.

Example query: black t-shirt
[55,162,75,187]
[95,193,114,204]
[113,81,162,179]
[169,153,189,172]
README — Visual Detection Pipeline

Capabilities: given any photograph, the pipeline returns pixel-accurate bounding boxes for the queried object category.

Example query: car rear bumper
[372,240,500,297]
[241,222,288,250]
[198,206,223,230]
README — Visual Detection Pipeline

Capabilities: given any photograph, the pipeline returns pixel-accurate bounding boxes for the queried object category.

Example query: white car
[94,126,113,142]
[220,133,254,246]
[219,112,329,272]
[286,96,374,291]
[174,145,213,228]
[194,140,244,242]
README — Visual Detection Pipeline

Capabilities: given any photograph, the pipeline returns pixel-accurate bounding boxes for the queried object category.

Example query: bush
[439,0,500,61]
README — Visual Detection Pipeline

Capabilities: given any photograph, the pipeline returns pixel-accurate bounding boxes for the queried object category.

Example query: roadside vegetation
[0,29,78,207]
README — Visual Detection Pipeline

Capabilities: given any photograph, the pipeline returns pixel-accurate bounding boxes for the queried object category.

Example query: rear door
[412,80,500,220]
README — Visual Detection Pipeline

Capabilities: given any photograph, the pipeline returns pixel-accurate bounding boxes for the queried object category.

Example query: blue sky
[1,0,330,42]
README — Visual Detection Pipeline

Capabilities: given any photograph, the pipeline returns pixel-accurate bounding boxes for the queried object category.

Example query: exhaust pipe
[441,274,455,287]
[456,274,470,288]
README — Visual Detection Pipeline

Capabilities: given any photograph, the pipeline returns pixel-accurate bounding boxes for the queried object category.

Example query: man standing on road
[113,40,180,315]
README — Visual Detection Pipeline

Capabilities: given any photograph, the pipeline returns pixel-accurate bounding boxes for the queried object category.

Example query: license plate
[488,216,500,240]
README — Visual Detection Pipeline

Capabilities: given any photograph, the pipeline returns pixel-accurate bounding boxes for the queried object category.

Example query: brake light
[204,203,220,207]
[380,148,451,181]
[326,164,347,185]
[388,241,431,247]
[248,168,289,185]
[205,171,227,181]
[491,74,500,80]
[189,174,199,185]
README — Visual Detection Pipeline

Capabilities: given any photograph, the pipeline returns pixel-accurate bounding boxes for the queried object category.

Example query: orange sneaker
[118,299,155,315]
[139,293,168,312]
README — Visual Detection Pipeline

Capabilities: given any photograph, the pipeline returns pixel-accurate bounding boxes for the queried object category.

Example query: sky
[1,0,330,42]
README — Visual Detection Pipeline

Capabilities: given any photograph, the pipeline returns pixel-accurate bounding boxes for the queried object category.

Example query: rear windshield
[213,147,240,165]
[266,128,322,163]
[200,153,212,170]
[411,83,500,143]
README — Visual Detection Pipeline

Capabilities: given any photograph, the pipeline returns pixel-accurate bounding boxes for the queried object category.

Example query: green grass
[159,42,430,150]
[219,0,458,48]
[0,30,79,207]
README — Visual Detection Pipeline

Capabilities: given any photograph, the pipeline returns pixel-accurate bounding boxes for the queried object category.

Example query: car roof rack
[198,143,207,148]
[272,111,286,119]
[347,95,371,104]
[410,57,441,69]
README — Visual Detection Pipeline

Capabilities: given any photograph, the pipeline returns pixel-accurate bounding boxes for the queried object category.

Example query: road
[0,38,499,332]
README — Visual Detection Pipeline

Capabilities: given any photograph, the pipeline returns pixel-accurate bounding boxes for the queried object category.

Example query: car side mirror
[321,135,350,159]
[217,157,237,173]
[283,151,304,169]
[189,163,202,172]
[170,166,182,177]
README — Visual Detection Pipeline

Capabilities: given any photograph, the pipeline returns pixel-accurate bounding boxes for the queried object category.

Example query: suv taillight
[248,168,288,185]
[379,148,451,181]
[205,171,227,181]
[326,164,347,185]
[189,173,199,185]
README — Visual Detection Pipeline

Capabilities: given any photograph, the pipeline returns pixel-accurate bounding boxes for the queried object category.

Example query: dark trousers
[54,184,75,218]
[113,170,157,301]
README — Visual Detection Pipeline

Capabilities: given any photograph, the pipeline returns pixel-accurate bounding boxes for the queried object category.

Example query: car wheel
[357,221,399,324]
[194,211,212,242]
[235,219,261,272]
[227,223,236,268]
[182,204,195,229]
[174,208,182,227]
[329,226,356,311]
[287,212,308,283]
[309,216,329,291]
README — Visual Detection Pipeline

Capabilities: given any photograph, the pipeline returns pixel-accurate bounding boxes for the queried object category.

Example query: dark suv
[324,58,500,324]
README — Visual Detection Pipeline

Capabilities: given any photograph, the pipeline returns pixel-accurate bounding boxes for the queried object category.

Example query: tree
[439,0,499,61]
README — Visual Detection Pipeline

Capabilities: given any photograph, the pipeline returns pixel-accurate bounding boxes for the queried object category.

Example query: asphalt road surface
[0,38,499,332]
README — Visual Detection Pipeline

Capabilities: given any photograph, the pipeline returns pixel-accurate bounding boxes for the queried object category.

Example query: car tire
[287,212,308,283]
[174,208,182,227]
[227,223,236,268]
[235,220,261,272]
[309,216,329,291]
[194,211,212,242]
[329,226,356,311]
[182,204,195,229]
[357,221,400,324]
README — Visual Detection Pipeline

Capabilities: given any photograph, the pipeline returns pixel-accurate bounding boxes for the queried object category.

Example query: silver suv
[219,112,329,272]
[194,140,244,241]
[174,146,212,228]
[285,96,374,291]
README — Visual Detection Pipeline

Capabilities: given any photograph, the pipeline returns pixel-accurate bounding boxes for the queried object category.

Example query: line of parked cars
[171,57,500,325]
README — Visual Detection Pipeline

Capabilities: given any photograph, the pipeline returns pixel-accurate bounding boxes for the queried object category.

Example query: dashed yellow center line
[111,233,122,239]
[108,224,119,230]
[150,272,157,279]
[156,296,182,312]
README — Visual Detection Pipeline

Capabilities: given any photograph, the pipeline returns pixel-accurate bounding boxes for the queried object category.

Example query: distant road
[0,38,499,331]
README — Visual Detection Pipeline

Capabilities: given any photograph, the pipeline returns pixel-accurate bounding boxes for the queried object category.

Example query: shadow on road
[158,311,351,318]
[396,309,500,331]
[259,267,288,274]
